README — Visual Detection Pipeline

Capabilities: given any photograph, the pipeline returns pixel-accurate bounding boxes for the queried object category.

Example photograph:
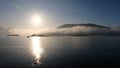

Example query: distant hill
[38,23,120,36]
[57,23,110,29]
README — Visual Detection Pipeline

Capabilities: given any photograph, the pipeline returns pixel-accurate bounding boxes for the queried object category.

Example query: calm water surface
[0,36,120,68]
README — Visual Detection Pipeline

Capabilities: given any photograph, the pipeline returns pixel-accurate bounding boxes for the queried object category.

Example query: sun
[30,14,44,29]
[32,15,42,24]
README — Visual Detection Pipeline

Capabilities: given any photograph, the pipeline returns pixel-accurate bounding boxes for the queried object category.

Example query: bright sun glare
[32,15,42,24]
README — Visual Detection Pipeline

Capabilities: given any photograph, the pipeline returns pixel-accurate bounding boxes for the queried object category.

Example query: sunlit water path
[31,37,44,66]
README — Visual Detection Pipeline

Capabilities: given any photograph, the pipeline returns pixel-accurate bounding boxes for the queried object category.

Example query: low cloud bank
[0,26,11,35]
[9,29,34,36]
[0,25,34,36]
[1,24,120,36]
[38,26,120,36]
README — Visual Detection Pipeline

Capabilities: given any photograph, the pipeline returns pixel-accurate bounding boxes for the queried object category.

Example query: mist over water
[39,26,120,36]
[0,26,11,35]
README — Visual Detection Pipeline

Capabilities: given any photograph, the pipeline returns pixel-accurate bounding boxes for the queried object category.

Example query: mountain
[57,23,110,29]
[38,23,120,36]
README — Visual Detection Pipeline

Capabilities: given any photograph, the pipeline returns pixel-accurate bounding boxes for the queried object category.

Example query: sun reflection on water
[31,37,44,65]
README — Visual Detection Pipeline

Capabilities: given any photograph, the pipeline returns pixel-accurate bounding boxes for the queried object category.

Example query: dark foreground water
[0,36,120,68]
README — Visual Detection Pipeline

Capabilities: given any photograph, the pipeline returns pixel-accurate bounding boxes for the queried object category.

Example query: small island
[6,34,20,36]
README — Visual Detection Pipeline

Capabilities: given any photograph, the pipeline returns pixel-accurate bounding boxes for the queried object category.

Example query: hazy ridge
[38,23,120,36]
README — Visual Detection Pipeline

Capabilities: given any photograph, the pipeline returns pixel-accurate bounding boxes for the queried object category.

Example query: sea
[0,36,120,68]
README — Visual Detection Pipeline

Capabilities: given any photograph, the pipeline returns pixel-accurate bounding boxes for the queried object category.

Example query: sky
[0,0,120,30]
